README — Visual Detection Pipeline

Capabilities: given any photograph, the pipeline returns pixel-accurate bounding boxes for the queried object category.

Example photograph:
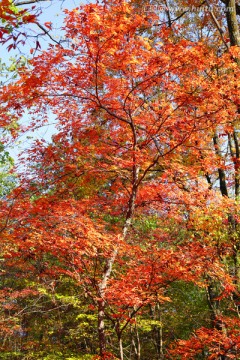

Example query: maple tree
[0,0,69,52]
[0,0,36,48]
[0,0,240,359]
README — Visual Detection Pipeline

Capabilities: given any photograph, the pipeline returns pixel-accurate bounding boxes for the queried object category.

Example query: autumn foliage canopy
[0,0,239,359]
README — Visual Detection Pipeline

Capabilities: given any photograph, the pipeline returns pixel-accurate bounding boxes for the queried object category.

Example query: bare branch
[14,0,53,6]
[35,22,63,47]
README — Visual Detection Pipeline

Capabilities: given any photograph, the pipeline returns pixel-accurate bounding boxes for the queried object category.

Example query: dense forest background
[0,0,240,358]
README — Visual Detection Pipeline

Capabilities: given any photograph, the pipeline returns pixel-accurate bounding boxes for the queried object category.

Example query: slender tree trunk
[97,156,139,357]
[233,130,240,197]
[157,304,164,360]
[135,321,141,360]
[226,0,240,47]
[213,134,228,197]
[206,283,221,330]
[159,325,164,360]
[151,303,164,360]
[98,299,107,357]
[119,337,124,360]
[130,318,141,360]
[130,320,137,359]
